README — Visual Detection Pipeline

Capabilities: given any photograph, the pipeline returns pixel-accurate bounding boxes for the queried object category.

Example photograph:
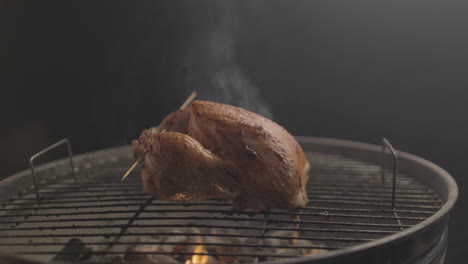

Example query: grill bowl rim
[270,136,458,263]
[0,136,458,264]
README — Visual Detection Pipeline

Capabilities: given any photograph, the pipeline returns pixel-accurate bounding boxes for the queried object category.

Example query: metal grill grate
[0,148,442,264]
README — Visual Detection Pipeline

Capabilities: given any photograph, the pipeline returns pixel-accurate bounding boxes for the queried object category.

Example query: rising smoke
[185,1,272,119]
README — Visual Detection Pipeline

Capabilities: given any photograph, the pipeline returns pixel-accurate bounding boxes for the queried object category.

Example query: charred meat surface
[132,100,310,211]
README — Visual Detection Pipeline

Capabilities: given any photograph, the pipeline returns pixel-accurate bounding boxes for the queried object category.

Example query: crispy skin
[132,100,310,211]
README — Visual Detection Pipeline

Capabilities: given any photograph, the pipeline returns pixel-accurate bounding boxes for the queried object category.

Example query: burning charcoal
[263,230,297,247]
[124,245,178,263]
[122,237,178,264]
[51,238,93,263]
[136,237,161,251]
[124,249,156,263]
[261,230,328,258]
[209,235,246,262]
[204,229,242,252]
[204,228,253,263]
[160,234,189,253]
[290,239,327,256]
[128,238,160,253]
[97,255,127,263]
[152,254,180,263]
[159,227,201,253]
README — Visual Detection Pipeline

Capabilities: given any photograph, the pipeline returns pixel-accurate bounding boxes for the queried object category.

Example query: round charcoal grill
[0,137,457,264]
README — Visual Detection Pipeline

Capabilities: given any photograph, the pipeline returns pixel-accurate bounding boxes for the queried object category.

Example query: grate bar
[0,224,398,235]
[310,174,417,184]
[36,173,421,185]
[29,181,428,191]
[5,193,148,201]
[308,185,435,195]
[0,210,432,222]
[16,251,301,258]
[304,200,440,209]
[0,232,373,242]
[4,192,438,206]
[15,184,430,197]
[1,199,439,215]
[308,190,436,199]
[306,182,430,191]
[6,189,437,203]
[0,217,412,228]
[25,180,431,191]
[0,200,437,214]
[308,188,436,196]
[302,207,436,214]
[24,186,142,191]
[3,197,149,205]
[308,195,440,204]
[0,206,436,218]
[0,241,339,250]
[0,200,440,211]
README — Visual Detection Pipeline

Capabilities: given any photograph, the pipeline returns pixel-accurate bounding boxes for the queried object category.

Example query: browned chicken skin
[132,100,310,211]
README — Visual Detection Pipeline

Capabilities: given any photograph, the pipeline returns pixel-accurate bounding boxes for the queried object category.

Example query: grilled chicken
[132,100,310,211]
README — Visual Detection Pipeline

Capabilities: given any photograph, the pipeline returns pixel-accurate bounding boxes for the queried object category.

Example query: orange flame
[185,241,209,264]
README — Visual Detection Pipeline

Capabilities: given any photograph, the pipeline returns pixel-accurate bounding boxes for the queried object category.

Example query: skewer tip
[180,91,198,110]
[121,154,144,181]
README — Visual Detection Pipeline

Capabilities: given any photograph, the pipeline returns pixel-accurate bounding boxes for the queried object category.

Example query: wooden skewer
[121,154,145,181]
[121,92,198,181]
[179,91,198,110]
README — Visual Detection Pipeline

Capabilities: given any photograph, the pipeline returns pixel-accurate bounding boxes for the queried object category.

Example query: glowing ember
[291,230,300,245]
[185,242,209,264]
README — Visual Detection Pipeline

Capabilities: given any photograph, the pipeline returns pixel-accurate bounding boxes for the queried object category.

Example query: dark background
[1,0,467,262]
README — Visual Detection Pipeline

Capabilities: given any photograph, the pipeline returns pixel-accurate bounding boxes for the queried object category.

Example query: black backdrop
[1,1,467,262]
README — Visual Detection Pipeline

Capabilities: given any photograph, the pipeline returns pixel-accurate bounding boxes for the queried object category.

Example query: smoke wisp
[185,2,272,119]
